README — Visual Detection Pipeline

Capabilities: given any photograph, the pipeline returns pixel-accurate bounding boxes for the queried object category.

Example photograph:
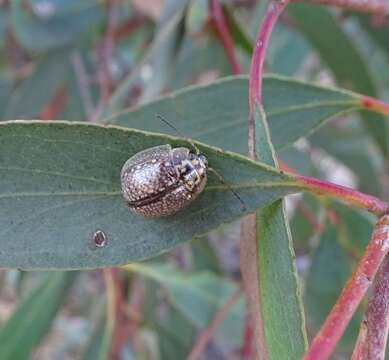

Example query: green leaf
[102,0,190,116]
[106,75,361,152]
[290,194,322,249]
[268,25,310,76]
[186,0,208,34]
[129,262,245,346]
[255,106,307,359]
[171,37,231,90]
[332,202,374,257]
[0,9,8,47]
[141,271,196,360]
[305,225,361,356]
[137,0,188,104]
[0,121,301,269]
[288,4,389,156]
[11,0,103,51]
[0,77,13,119]
[191,236,221,273]
[155,306,196,360]
[358,15,389,58]
[5,49,71,119]
[310,125,382,196]
[223,5,253,55]
[83,309,112,360]
[0,272,77,359]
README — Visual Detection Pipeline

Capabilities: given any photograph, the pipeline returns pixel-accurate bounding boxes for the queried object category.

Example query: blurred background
[0,0,388,359]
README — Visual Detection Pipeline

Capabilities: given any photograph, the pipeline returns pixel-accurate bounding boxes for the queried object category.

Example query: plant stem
[248,0,290,157]
[187,288,242,360]
[295,0,389,15]
[210,0,242,75]
[361,95,389,117]
[295,174,389,217]
[243,1,291,359]
[352,254,389,360]
[240,215,268,359]
[70,52,95,120]
[303,215,389,360]
[103,268,117,353]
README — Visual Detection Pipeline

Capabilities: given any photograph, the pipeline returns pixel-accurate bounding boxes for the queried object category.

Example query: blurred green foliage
[0,1,387,359]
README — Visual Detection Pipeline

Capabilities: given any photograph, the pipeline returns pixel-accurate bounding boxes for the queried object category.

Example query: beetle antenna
[156,114,246,212]
[156,114,199,154]
[208,167,247,212]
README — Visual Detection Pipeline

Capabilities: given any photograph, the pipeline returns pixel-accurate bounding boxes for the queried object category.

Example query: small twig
[295,175,389,217]
[103,268,117,349]
[210,0,242,75]
[279,158,389,218]
[241,317,254,359]
[303,215,389,360]
[361,95,389,117]
[187,288,242,360]
[104,268,138,360]
[70,52,95,120]
[92,0,120,122]
[242,2,291,360]
[40,87,67,120]
[297,200,324,234]
[352,253,389,360]
[112,15,146,41]
[295,0,389,16]
[248,0,290,156]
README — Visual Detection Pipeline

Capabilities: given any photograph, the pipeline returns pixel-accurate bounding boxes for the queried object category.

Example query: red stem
[297,200,324,234]
[296,174,389,217]
[241,318,254,359]
[303,215,389,360]
[361,95,389,117]
[352,254,389,360]
[243,2,291,360]
[210,0,242,75]
[40,87,67,120]
[249,0,290,112]
[248,0,290,159]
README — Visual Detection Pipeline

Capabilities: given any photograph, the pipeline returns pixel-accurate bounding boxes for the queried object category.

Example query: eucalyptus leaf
[288,4,389,156]
[105,75,361,152]
[0,272,77,359]
[128,263,244,346]
[305,225,361,356]
[0,121,300,269]
[11,0,103,50]
[102,0,190,116]
[255,106,307,359]
[5,49,71,119]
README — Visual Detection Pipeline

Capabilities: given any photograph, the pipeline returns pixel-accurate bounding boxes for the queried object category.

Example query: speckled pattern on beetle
[121,144,208,218]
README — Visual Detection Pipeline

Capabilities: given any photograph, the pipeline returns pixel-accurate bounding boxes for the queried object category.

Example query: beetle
[121,144,208,218]
[120,115,245,218]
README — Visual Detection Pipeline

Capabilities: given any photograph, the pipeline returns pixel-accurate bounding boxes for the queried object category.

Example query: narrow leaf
[0,121,300,269]
[288,4,389,156]
[5,49,71,119]
[0,272,77,359]
[102,0,190,116]
[10,0,102,50]
[255,106,307,359]
[106,75,362,152]
[127,263,245,346]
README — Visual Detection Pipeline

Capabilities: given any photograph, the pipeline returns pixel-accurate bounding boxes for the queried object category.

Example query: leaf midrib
[0,181,299,199]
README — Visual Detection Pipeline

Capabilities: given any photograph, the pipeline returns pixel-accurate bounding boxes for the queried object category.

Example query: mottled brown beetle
[121,144,208,218]
[121,115,245,218]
